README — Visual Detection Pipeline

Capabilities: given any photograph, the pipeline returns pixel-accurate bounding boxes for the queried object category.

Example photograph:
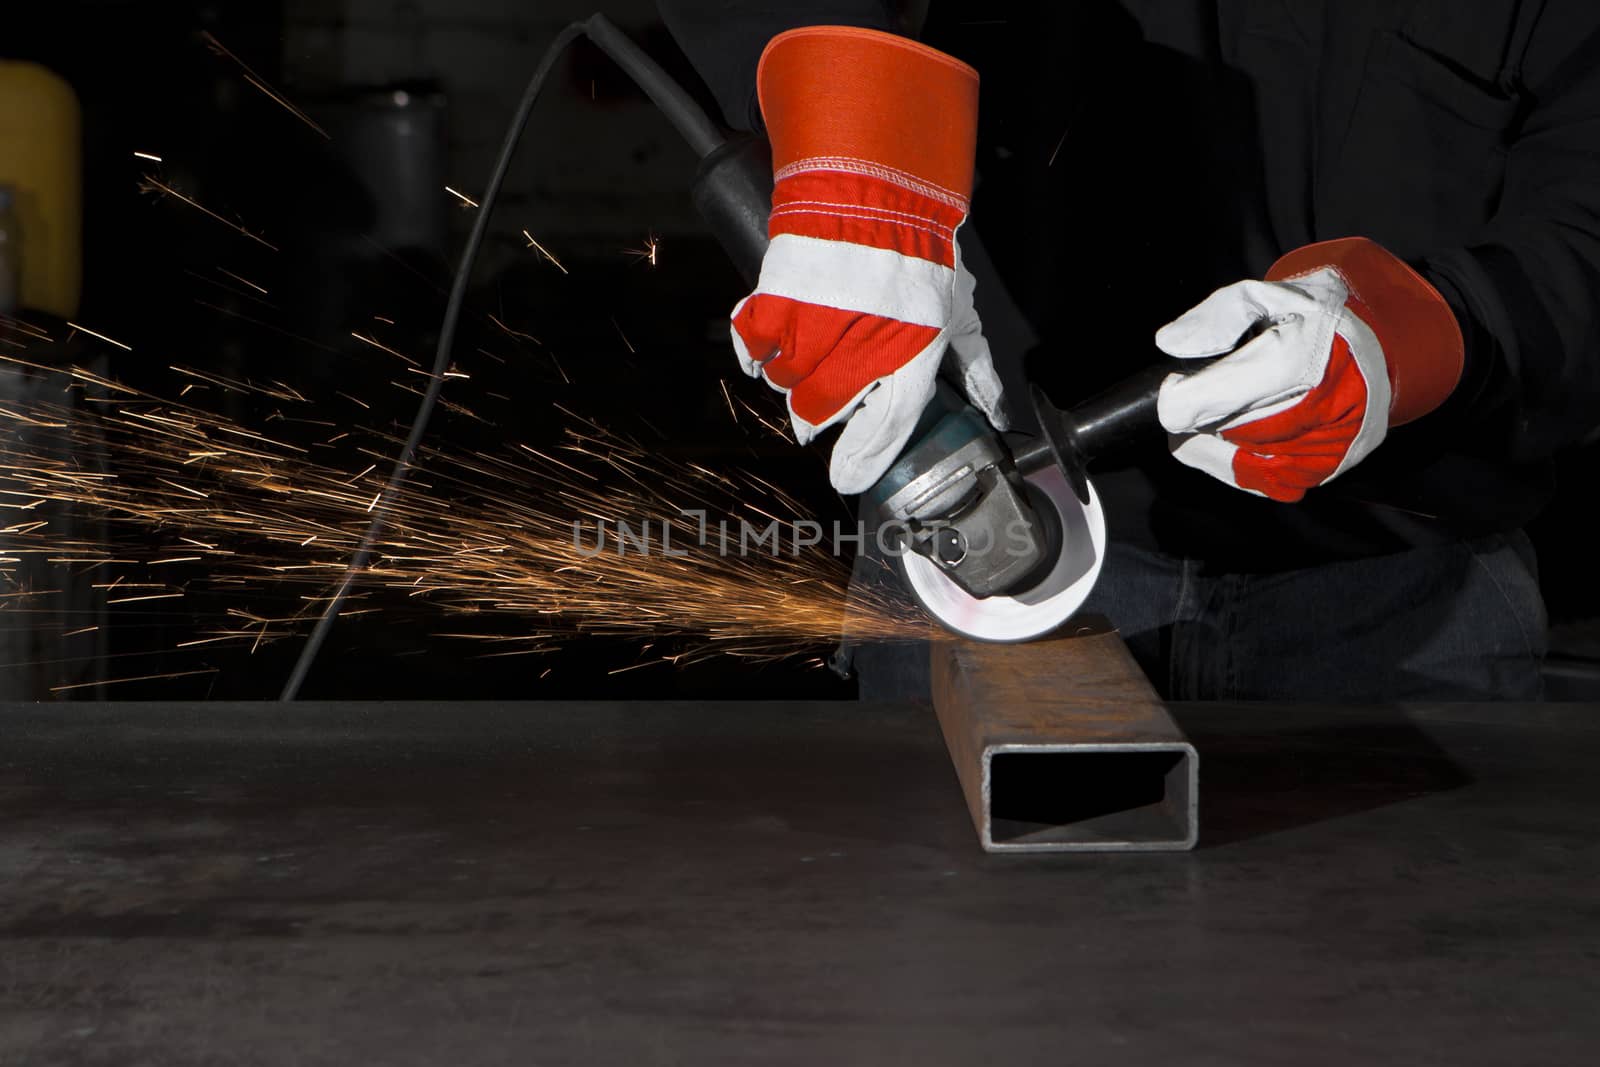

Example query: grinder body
[862,383,1051,599]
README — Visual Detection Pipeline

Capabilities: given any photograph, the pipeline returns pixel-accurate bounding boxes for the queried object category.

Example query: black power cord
[280,14,729,700]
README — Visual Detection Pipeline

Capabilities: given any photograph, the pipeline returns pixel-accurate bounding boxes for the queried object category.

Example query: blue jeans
[852,532,1547,702]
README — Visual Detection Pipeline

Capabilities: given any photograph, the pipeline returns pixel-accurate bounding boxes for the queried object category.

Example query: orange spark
[522,230,570,274]
[201,31,330,140]
[141,176,279,251]
[65,321,133,352]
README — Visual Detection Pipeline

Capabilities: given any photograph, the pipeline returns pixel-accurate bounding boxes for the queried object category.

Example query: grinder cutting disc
[897,465,1107,643]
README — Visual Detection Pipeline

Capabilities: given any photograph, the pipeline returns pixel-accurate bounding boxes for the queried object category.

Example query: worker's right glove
[1155,238,1465,502]
[731,26,1008,495]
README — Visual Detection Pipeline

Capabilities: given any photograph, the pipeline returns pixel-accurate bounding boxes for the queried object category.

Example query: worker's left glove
[731,26,1007,496]
[1154,237,1464,502]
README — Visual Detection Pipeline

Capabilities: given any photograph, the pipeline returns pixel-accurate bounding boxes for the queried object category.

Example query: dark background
[3,0,1596,701]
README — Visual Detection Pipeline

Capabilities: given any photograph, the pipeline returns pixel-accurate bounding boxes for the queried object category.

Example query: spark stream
[0,351,927,667]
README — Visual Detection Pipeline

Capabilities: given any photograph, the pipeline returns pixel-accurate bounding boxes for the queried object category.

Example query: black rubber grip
[1016,355,1220,502]
[1068,358,1211,460]
[691,135,773,287]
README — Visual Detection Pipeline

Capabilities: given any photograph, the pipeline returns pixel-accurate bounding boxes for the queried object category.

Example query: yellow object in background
[0,61,82,319]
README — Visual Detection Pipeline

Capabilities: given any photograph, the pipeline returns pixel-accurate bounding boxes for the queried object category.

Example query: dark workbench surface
[2,700,1597,1066]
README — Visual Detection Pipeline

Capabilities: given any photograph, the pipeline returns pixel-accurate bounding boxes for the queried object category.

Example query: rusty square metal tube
[930,622,1198,852]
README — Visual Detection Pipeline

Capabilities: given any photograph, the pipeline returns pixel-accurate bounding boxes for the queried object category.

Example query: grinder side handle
[1067,358,1221,459]
[1019,357,1221,504]
[692,135,774,286]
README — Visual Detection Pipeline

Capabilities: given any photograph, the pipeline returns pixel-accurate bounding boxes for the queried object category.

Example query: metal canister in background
[324,83,449,260]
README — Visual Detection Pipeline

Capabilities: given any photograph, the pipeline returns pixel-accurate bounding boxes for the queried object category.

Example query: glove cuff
[1267,237,1464,426]
[757,26,979,209]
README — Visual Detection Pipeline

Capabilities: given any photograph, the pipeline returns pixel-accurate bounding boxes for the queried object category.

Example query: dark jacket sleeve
[1421,0,1600,461]
[656,0,899,130]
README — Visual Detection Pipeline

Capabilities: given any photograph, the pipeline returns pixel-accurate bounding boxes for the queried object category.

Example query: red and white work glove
[1155,237,1465,502]
[731,27,1008,495]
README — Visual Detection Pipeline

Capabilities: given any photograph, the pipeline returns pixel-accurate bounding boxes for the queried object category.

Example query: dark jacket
[659,0,1600,570]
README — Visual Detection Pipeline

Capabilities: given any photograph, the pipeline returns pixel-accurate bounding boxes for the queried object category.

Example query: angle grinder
[692,133,1201,643]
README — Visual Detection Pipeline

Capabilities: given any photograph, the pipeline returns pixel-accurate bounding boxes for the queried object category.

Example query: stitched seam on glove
[1304,306,1343,391]
[776,155,969,211]
[769,205,956,244]
[1278,263,1370,310]
[1327,308,1390,480]
[772,199,957,234]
